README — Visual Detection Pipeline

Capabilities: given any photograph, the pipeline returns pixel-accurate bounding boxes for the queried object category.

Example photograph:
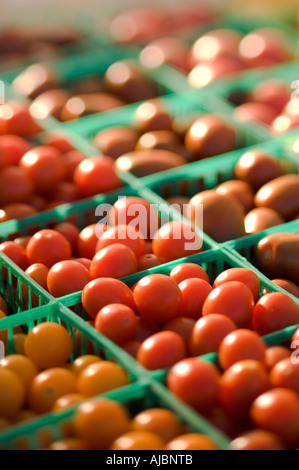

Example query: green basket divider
[0,251,53,314]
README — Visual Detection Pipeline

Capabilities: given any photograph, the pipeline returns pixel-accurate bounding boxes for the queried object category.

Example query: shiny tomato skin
[189,314,237,357]
[96,225,145,258]
[170,263,210,284]
[202,281,255,328]
[82,278,135,319]
[230,430,285,450]
[214,268,261,302]
[152,221,202,263]
[270,358,299,394]
[219,360,270,417]
[94,304,137,345]
[134,274,182,324]
[0,166,33,205]
[74,156,121,197]
[137,331,186,370]
[0,135,32,166]
[90,244,137,280]
[219,329,267,370]
[26,229,72,269]
[47,260,91,297]
[253,293,299,335]
[178,278,212,320]
[167,358,220,412]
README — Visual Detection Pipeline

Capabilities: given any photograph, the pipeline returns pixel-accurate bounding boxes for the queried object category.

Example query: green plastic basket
[0,301,231,450]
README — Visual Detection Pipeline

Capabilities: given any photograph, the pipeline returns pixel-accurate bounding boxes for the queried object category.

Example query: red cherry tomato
[0,241,28,271]
[20,146,64,195]
[0,135,32,167]
[0,103,42,137]
[96,225,145,258]
[135,317,160,342]
[53,223,80,254]
[189,314,237,357]
[253,293,299,336]
[109,196,158,239]
[61,150,86,182]
[77,224,106,260]
[22,263,49,307]
[230,430,285,450]
[219,360,270,417]
[134,274,181,324]
[214,268,261,302]
[270,358,299,394]
[122,340,141,358]
[265,346,290,371]
[202,281,254,328]
[219,329,267,370]
[90,244,137,280]
[43,133,73,154]
[95,304,137,345]
[137,331,186,370]
[0,203,37,222]
[47,260,91,297]
[162,317,196,351]
[82,278,135,319]
[251,388,299,447]
[26,229,72,268]
[73,258,91,271]
[0,166,33,205]
[167,358,220,412]
[137,253,163,271]
[170,263,210,284]
[152,221,202,262]
[178,278,212,320]
[74,156,121,197]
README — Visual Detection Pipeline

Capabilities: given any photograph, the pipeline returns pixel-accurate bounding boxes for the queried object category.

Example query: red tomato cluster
[167,326,299,450]
[0,112,121,221]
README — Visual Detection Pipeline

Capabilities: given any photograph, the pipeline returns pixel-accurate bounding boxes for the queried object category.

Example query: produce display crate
[1,5,299,451]
[0,301,231,450]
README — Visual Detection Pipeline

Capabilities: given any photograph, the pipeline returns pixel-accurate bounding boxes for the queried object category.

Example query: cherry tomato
[0,166,33,205]
[251,388,299,447]
[162,317,196,351]
[0,102,42,137]
[202,281,255,329]
[110,431,164,450]
[0,241,28,271]
[71,355,102,376]
[230,430,285,450]
[82,278,135,319]
[152,221,202,262]
[178,278,212,319]
[270,358,299,393]
[131,408,182,442]
[122,340,141,358]
[0,354,38,393]
[265,346,290,370]
[137,253,163,271]
[219,360,270,417]
[165,433,220,450]
[73,257,91,271]
[96,224,145,258]
[26,229,72,268]
[53,222,80,253]
[21,263,49,307]
[76,361,129,396]
[0,203,37,222]
[47,260,91,297]
[253,293,299,336]
[20,146,64,195]
[74,399,131,450]
[170,263,210,284]
[109,196,158,239]
[94,304,137,345]
[214,268,261,302]
[0,134,31,167]
[52,393,86,412]
[49,438,88,451]
[90,244,137,279]
[219,329,267,370]
[74,156,121,197]
[134,274,181,324]
[24,322,73,369]
[61,150,86,181]
[43,133,73,153]
[135,317,160,342]
[77,224,106,259]
[167,358,220,412]
[137,331,186,370]
[189,314,237,357]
